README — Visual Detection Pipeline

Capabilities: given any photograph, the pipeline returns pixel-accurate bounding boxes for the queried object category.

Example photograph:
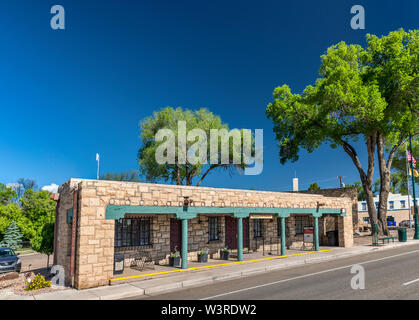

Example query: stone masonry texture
[55,179,354,289]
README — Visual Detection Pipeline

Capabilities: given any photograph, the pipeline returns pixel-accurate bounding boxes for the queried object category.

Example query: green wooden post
[237,217,243,261]
[314,216,319,251]
[281,217,286,256]
[181,218,188,269]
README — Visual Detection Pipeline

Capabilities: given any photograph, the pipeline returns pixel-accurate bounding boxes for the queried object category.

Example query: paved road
[127,244,419,300]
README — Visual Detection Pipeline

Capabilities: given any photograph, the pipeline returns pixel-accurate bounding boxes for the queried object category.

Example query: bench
[129,251,155,271]
[378,236,396,244]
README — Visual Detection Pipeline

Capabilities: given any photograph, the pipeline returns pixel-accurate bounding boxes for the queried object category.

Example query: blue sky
[0,0,417,192]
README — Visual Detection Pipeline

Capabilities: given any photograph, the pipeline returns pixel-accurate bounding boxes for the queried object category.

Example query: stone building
[54,179,354,289]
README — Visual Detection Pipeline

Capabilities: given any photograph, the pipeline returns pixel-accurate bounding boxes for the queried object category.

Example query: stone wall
[55,179,353,289]
[297,187,358,232]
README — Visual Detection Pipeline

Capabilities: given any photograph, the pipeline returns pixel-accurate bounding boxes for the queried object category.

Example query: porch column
[281,217,286,256]
[237,217,243,261]
[181,218,188,269]
[314,216,319,251]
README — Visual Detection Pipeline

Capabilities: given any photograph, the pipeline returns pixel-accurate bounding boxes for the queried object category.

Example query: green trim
[105,205,344,220]
[280,217,286,256]
[66,208,73,224]
[181,219,188,269]
[314,216,319,251]
[237,217,243,261]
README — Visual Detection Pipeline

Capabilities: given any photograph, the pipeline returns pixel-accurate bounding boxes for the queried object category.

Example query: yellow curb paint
[110,249,334,283]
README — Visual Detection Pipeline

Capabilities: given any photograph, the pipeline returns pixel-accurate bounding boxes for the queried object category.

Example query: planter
[169,256,180,267]
[197,253,208,263]
[220,251,230,260]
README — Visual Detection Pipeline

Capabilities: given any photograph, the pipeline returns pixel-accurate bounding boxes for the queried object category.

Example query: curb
[14,241,419,300]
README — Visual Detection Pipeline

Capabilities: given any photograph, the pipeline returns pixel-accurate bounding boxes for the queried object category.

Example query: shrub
[24,274,51,291]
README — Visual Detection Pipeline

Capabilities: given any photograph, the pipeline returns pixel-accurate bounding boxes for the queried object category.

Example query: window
[389,201,394,209]
[362,203,367,211]
[114,217,152,248]
[401,200,406,208]
[253,219,263,238]
[294,215,311,235]
[208,217,220,241]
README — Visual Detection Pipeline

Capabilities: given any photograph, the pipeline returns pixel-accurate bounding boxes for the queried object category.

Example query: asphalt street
[126,244,419,300]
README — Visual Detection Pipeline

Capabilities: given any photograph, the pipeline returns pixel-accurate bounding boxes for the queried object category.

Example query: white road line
[402,278,419,286]
[200,249,419,300]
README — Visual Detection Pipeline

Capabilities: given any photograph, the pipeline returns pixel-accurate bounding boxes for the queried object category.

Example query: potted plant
[197,248,209,263]
[169,247,181,267]
[220,247,230,260]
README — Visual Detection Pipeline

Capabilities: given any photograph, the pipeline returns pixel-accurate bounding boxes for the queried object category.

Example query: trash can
[398,228,407,242]
[326,230,339,246]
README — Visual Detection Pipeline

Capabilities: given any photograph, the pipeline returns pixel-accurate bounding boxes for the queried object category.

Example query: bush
[24,274,51,291]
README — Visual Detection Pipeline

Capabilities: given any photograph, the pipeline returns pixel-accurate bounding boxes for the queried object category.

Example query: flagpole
[408,134,419,239]
[406,148,412,224]
[96,153,100,180]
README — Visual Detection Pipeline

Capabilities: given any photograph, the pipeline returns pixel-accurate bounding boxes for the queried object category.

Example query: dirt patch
[0,271,69,296]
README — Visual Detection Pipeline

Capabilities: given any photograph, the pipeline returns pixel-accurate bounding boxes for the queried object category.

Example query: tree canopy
[266,29,418,234]
[138,106,251,186]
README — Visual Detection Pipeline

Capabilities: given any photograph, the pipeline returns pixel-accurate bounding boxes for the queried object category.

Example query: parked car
[399,220,415,228]
[0,247,21,274]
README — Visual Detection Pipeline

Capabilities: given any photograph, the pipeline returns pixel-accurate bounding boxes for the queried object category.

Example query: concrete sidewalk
[3,240,419,300]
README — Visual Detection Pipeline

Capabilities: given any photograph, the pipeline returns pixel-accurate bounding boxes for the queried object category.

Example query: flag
[96,153,99,161]
[409,168,419,177]
[407,152,416,168]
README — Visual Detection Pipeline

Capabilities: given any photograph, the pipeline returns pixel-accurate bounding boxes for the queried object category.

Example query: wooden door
[225,217,249,250]
[170,218,182,253]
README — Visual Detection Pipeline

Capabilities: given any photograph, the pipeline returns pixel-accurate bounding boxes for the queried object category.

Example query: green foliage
[24,274,51,291]
[138,106,250,186]
[390,139,418,195]
[100,170,141,182]
[30,222,54,256]
[266,29,418,233]
[308,182,320,191]
[0,181,56,252]
[0,221,23,250]
[345,181,366,201]
[0,184,17,205]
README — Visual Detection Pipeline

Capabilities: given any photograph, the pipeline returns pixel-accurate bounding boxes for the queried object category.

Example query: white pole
[406,148,412,224]
[96,153,100,180]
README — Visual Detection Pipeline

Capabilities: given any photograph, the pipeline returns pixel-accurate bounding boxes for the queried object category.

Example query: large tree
[138,107,250,186]
[266,29,418,235]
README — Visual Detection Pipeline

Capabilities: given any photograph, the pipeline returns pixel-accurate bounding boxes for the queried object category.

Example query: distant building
[358,193,415,227]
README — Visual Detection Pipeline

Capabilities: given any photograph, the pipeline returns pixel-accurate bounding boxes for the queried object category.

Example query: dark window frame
[114,217,152,248]
[208,216,220,241]
[253,219,263,239]
[294,215,312,235]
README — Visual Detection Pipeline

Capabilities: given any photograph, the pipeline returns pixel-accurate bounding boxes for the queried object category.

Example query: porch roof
[106,205,345,220]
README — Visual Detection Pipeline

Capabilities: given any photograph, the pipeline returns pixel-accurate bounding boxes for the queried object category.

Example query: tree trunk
[341,134,378,231]
[376,133,404,236]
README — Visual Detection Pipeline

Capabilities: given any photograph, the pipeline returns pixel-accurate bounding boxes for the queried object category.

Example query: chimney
[293,178,299,192]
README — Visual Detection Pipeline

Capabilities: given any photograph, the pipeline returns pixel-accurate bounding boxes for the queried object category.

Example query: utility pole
[406,148,412,224]
[408,135,419,239]
[339,176,343,188]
